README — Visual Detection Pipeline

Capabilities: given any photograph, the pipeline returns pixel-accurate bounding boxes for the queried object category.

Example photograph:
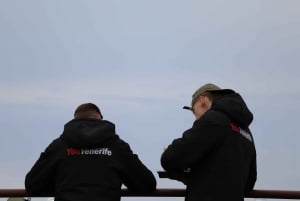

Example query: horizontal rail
[0,189,300,199]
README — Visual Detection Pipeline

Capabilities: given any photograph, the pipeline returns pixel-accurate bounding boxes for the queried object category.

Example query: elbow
[24,177,33,194]
[139,177,157,193]
[160,153,170,171]
[161,153,177,171]
[25,180,39,195]
[127,176,157,193]
[146,177,157,192]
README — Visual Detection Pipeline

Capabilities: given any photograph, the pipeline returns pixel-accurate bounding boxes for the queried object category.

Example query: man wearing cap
[25,103,156,201]
[160,83,257,201]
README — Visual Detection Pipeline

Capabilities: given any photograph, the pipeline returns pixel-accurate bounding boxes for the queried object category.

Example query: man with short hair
[25,103,156,201]
[161,83,257,201]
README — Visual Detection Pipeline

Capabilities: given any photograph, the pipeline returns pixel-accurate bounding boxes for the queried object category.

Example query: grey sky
[1,1,300,201]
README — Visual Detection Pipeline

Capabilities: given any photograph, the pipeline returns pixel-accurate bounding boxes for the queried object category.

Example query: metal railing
[1,189,300,199]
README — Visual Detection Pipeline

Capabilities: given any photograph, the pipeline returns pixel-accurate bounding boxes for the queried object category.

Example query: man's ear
[200,96,210,107]
[199,96,205,105]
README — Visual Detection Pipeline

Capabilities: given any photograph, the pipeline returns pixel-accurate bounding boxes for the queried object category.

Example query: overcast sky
[1,1,300,201]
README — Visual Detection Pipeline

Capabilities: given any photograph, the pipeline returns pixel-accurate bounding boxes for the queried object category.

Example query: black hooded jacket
[161,92,257,201]
[25,119,156,201]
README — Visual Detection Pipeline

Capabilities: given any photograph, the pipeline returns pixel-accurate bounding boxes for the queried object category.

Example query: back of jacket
[25,119,156,201]
[161,92,257,201]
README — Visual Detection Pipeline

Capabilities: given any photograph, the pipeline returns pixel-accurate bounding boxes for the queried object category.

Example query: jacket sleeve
[117,140,157,193]
[25,139,62,195]
[161,116,227,172]
[246,146,257,191]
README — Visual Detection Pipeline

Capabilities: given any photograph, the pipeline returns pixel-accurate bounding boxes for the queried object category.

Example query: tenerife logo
[67,147,112,156]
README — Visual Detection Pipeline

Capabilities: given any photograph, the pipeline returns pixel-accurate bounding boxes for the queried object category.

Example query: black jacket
[25,119,156,201]
[161,92,257,201]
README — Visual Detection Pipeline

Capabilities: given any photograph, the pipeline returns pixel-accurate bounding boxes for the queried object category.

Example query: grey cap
[183,83,233,110]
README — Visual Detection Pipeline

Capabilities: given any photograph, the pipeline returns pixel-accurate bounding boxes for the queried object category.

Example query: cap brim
[183,106,192,110]
[207,89,235,94]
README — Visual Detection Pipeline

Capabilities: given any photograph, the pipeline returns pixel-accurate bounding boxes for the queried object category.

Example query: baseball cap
[183,83,234,110]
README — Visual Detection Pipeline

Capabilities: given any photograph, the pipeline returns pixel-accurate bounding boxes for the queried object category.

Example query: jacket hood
[61,119,117,148]
[211,92,253,128]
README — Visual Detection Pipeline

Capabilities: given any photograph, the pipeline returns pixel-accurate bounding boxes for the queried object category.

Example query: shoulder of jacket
[108,135,132,152]
[44,137,66,152]
[197,110,231,126]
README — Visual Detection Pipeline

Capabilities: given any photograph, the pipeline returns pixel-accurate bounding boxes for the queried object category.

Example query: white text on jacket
[67,148,112,156]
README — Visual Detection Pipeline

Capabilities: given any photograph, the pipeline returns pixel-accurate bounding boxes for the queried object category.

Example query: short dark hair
[74,103,103,119]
